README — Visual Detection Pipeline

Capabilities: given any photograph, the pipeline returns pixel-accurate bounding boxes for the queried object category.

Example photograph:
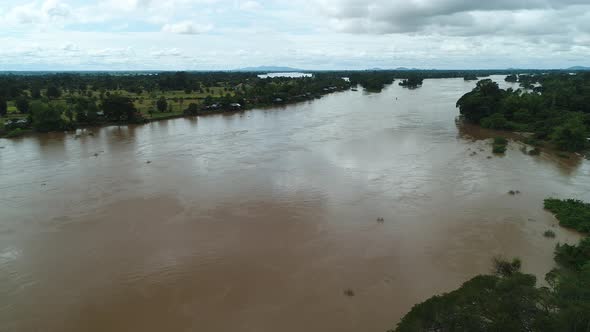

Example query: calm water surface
[0,76,587,332]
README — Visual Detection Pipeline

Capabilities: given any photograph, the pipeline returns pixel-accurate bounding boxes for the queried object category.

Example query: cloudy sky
[1,0,589,70]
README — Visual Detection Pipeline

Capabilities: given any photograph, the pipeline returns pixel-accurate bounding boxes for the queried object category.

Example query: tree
[456,79,503,123]
[68,97,99,124]
[46,86,61,99]
[481,113,511,130]
[551,114,587,152]
[30,101,65,132]
[101,95,138,122]
[31,87,42,99]
[505,74,518,82]
[15,96,30,114]
[156,96,168,113]
[0,97,7,117]
[398,76,424,89]
[184,103,199,115]
[393,269,549,332]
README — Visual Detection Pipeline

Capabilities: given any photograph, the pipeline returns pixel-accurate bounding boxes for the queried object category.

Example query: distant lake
[258,72,312,78]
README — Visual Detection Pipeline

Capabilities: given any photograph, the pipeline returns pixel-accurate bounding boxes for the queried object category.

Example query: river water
[0,76,587,332]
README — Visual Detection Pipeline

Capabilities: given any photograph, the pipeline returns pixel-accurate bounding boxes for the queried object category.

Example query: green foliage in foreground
[394,258,590,332]
[544,198,590,233]
[393,198,590,332]
[555,238,590,271]
[394,272,551,332]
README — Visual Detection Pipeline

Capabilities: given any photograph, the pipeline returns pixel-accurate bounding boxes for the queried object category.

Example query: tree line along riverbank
[456,72,590,152]
[3,69,587,138]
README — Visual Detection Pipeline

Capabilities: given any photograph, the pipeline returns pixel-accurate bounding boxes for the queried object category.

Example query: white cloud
[61,42,79,51]
[3,0,70,25]
[315,0,590,36]
[151,48,182,57]
[239,1,262,11]
[161,21,213,34]
[0,0,588,70]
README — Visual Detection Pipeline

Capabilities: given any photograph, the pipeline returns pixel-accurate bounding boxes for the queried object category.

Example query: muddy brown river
[0,76,587,332]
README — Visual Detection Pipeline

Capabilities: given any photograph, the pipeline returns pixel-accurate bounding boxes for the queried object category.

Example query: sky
[0,0,589,70]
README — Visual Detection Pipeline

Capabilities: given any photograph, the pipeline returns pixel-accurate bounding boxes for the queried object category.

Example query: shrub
[493,144,507,154]
[494,137,508,145]
[6,128,23,138]
[492,137,508,154]
[544,198,590,233]
[492,257,522,277]
[481,113,512,130]
[555,238,590,270]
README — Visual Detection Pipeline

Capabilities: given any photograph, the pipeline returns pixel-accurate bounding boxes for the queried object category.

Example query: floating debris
[508,190,521,195]
[344,289,355,297]
[146,160,152,164]
[377,217,385,223]
[93,153,99,157]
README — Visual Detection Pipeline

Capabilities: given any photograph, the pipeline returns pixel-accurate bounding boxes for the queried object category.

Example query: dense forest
[456,73,590,151]
[392,198,590,332]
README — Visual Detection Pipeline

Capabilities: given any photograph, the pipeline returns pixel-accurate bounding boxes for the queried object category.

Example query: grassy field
[3,86,233,121]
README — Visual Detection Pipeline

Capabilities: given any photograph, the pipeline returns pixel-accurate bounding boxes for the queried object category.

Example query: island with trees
[399,75,424,88]
[505,73,518,82]
[456,73,590,152]
[348,71,396,92]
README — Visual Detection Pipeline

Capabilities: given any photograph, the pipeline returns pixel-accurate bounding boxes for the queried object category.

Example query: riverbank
[0,85,349,139]
[456,74,590,153]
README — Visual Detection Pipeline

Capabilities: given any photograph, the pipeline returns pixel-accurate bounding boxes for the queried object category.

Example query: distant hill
[567,66,590,71]
[232,66,304,72]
